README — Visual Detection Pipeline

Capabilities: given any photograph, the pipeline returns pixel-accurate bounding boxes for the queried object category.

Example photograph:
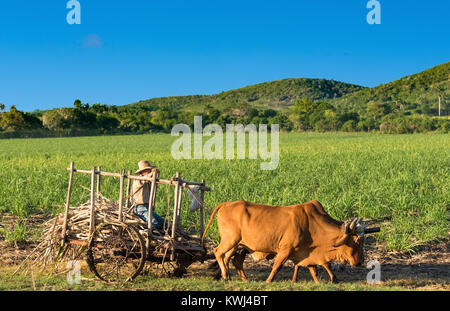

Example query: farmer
[132,160,166,231]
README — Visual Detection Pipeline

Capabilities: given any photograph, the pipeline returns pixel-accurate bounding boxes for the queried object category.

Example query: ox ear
[333,234,349,247]
[334,220,352,247]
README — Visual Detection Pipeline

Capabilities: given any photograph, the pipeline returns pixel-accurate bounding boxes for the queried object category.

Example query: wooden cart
[60,162,211,282]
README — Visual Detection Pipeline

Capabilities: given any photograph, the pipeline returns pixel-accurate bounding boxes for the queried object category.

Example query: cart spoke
[86,223,146,283]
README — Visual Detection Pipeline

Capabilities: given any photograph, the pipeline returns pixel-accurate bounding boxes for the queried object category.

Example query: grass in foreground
[0,266,411,291]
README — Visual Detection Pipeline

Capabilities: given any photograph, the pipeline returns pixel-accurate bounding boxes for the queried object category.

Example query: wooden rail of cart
[60,162,211,282]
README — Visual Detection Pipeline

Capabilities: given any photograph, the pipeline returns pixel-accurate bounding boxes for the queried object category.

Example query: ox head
[333,218,380,267]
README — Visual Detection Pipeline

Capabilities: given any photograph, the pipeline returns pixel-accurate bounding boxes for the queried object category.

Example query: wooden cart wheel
[86,222,146,282]
[157,251,194,278]
[158,260,188,278]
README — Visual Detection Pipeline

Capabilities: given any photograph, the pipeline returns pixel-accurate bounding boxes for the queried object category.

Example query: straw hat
[135,160,155,174]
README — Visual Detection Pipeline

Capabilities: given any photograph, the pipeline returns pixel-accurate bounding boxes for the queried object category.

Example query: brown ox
[201,200,379,283]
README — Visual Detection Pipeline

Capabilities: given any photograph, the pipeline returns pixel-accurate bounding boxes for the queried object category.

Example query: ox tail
[201,202,225,255]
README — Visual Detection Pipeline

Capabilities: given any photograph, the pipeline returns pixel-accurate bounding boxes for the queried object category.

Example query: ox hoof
[331,277,339,284]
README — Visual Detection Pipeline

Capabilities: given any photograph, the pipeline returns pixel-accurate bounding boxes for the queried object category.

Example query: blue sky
[0,0,449,111]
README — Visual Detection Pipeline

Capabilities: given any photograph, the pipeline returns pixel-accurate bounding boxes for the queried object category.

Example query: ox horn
[349,217,360,232]
[341,220,351,234]
[364,227,380,234]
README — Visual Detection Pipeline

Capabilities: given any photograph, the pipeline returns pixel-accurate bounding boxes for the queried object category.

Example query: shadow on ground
[188,240,449,289]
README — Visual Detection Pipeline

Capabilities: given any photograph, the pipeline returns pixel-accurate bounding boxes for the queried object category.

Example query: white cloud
[82,34,103,49]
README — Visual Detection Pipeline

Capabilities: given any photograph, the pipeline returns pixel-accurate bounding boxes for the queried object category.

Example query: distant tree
[261,109,277,118]
[31,109,43,117]
[268,112,293,131]
[338,111,359,124]
[151,109,178,131]
[288,98,314,131]
[230,102,253,118]
[74,99,82,110]
[203,103,213,113]
[42,107,96,131]
[308,102,335,125]
[357,118,376,132]
[96,114,119,133]
[109,105,118,114]
[0,105,41,131]
[74,99,89,111]
[73,109,97,129]
[288,98,340,131]
[366,101,392,126]
[341,120,357,132]
[90,103,108,114]
[313,109,339,132]
[42,109,67,131]
[214,114,232,128]
[204,108,221,124]
[0,103,5,112]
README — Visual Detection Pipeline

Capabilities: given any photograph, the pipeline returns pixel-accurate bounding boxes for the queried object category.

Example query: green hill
[129,62,449,117]
[129,78,365,112]
[2,62,448,138]
[330,62,450,115]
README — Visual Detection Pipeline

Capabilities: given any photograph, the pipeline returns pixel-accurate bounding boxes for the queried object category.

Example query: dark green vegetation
[131,78,364,111]
[0,62,448,138]
[0,133,448,252]
[331,62,449,114]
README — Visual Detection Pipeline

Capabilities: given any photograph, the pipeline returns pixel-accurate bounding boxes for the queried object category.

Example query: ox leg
[292,263,301,283]
[308,265,319,284]
[322,263,337,283]
[265,248,291,283]
[214,240,239,280]
[223,246,239,280]
[292,264,301,283]
[231,249,248,281]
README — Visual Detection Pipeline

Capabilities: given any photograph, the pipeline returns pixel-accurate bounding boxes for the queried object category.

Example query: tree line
[0,97,448,139]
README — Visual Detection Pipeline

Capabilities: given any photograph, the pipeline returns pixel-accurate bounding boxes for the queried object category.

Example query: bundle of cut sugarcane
[15,192,204,275]
[14,194,142,274]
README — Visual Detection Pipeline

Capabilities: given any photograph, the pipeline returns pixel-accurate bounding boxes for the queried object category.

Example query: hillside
[330,62,450,115]
[2,62,448,138]
[129,62,449,116]
[129,78,365,112]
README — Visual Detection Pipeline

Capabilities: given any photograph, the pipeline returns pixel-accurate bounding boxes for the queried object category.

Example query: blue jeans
[134,204,166,230]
